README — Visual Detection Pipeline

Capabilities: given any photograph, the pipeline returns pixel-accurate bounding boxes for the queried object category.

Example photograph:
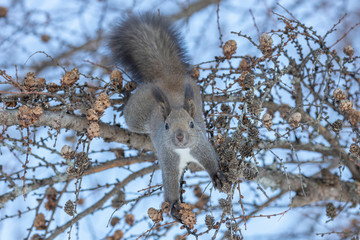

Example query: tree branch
[0,154,157,207]
[46,165,158,240]
[255,166,359,207]
[1,109,153,150]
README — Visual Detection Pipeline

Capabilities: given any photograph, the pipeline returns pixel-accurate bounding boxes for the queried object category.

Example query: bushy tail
[109,13,189,84]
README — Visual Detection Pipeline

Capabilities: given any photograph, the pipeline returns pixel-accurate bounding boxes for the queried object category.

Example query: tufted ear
[152,86,171,121]
[184,83,196,118]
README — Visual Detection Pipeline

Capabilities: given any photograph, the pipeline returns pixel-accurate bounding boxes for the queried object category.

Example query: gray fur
[109,13,189,83]
[109,13,224,221]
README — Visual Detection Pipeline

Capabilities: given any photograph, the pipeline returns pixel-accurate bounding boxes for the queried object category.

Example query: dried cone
[343,45,354,58]
[23,72,36,90]
[259,33,273,56]
[237,71,255,90]
[64,200,75,216]
[147,207,163,223]
[35,77,46,91]
[97,92,111,109]
[205,215,215,229]
[91,92,111,116]
[45,187,57,211]
[34,213,46,230]
[193,186,203,199]
[339,99,353,112]
[61,68,79,87]
[221,104,231,114]
[333,88,346,100]
[75,152,90,173]
[192,186,210,209]
[125,213,134,226]
[46,83,59,93]
[195,195,210,210]
[0,6,8,18]
[223,40,237,59]
[66,166,81,177]
[279,104,291,119]
[215,133,225,145]
[45,199,56,211]
[110,69,123,90]
[262,113,273,130]
[113,230,124,240]
[61,145,73,159]
[326,203,336,219]
[239,56,252,72]
[240,141,253,158]
[350,144,360,156]
[346,109,360,127]
[243,73,255,90]
[124,82,136,92]
[215,116,227,129]
[219,198,232,215]
[41,34,51,42]
[222,148,236,168]
[33,106,43,117]
[191,66,200,79]
[110,217,120,227]
[111,191,125,209]
[87,122,100,139]
[247,100,261,115]
[77,198,85,205]
[331,119,343,133]
[219,149,237,189]
[289,112,301,128]
[87,109,99,122]
[17,105,43,128]
[93,101,105,115]
[242,166,257,180]
[320,169,339,186]
[23,72,46,91]
[248,125,259,140]
[179,203,196,229]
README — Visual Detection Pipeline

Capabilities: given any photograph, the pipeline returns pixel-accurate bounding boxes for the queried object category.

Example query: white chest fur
[173,148,200,179]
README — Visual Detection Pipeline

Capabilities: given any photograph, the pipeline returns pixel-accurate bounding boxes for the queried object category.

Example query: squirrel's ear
[184,83,196,118]
[152,86,171,121]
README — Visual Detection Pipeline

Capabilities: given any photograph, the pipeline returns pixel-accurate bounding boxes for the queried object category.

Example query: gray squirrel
[109,13,225,221]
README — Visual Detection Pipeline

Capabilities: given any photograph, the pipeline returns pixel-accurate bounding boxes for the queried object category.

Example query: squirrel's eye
[189,121,194,128]
[165,122,169,130]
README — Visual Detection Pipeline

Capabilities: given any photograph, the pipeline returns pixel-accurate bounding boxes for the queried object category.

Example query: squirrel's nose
[176,133,184,142]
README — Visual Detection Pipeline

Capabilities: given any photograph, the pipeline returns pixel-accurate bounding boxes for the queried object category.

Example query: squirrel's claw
[212,170,226,189]
[170,201,183,223]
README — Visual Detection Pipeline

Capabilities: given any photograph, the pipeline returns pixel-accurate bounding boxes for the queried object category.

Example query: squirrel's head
[152,83,199,148]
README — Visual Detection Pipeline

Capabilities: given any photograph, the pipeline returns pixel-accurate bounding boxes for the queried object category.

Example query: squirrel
[109,13,225,221]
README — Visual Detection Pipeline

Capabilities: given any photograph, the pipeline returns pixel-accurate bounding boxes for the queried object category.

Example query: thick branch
[255,166,359,207]
[1,109,153,150]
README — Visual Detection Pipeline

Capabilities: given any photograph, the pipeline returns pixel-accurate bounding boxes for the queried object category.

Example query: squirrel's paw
[170,201,183,222]
[212,170,226,190]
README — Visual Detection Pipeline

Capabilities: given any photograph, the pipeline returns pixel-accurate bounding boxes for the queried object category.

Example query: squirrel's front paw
[212,170,226,189]
[170,201,183,222]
